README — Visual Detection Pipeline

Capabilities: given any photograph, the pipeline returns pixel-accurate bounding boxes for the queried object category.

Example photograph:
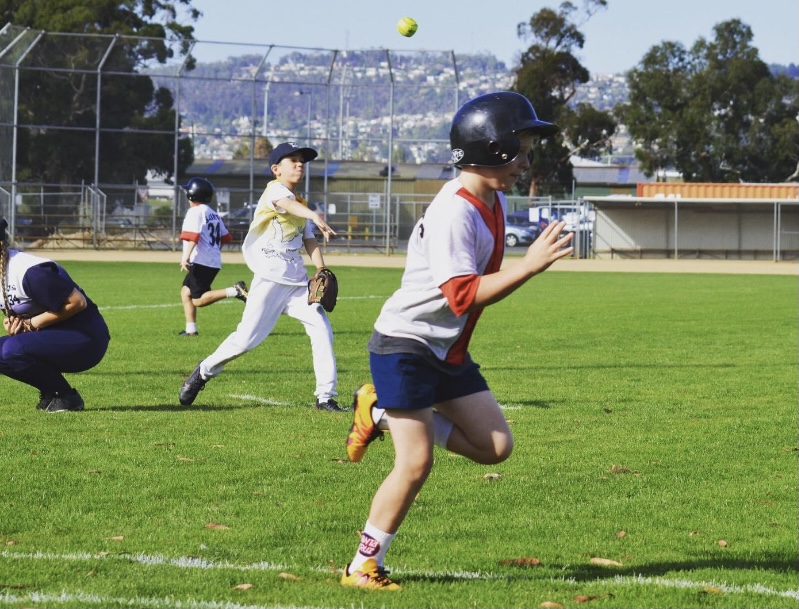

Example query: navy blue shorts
[183,263,219,299]
[369,351,489,411]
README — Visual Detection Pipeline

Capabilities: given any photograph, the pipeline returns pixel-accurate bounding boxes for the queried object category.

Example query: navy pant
[0,327,109,393]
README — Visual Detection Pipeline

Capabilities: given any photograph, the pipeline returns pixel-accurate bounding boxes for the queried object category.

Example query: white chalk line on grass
[229,394,291,406]
[2,550,797,608]
[0,590,292,609]
[98,295,383,312]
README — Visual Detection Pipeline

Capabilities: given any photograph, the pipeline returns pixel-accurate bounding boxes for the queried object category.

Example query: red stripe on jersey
[440,274,479,317]
[454,187,505,274]
[441,189,506,364]
[180,231,200,243]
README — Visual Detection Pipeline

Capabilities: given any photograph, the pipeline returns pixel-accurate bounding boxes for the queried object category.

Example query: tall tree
[0,0,199,188]
[617,19,799,183]
[513,0,615,197]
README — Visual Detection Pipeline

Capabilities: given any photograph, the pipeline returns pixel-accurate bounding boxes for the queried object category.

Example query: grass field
[0,261,796,609]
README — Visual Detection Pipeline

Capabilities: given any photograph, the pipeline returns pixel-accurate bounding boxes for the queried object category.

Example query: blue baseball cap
[269,142,318,166]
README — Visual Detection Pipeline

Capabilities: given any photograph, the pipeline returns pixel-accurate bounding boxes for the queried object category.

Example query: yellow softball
[397,16,418,37]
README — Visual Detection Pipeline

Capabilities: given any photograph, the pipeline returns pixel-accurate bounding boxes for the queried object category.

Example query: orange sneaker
[345,383,384,462]
[340,558,400,590]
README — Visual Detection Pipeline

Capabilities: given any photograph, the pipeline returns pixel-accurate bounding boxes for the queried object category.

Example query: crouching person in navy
[0,218,110,412]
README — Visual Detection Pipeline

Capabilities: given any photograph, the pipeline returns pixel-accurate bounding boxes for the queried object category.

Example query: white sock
[372,405,385,427]
[350,521,396,570]
[225,287,237,298]
[433,411,454,449]
[186,322,197,334]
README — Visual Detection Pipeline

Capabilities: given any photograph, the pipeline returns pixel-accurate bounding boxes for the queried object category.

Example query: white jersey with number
[373,178,506,364]
[180,203,230,269]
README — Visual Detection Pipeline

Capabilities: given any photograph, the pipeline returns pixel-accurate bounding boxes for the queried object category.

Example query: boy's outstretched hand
[522,220,574,276]
[312,215,337,242]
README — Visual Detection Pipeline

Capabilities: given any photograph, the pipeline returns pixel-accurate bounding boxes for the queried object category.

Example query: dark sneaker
[179,363,207,406]
[234,281,248,303]
[178,330,199,336]
[316,398,345,412]
[37,392,56,410]
[43,389,85,413]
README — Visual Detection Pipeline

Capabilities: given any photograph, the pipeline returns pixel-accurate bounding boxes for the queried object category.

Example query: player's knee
[477,434,514,465]
[495,435,514,463]
[395,453,434,484]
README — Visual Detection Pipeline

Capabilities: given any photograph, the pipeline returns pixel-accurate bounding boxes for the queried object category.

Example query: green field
[0,261,796,609]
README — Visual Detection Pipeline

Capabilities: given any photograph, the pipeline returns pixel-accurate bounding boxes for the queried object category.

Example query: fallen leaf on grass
[104,536,125,542]
[702,586,723,595]
[609,464,630,474]
[574,595,599,603]
[204,522,230,530]
[616,530,627,538]
[540,602,564,608]
[177,456,194,462]
[602,408,613,414]
[232,583,252,590]
[590,557,622,567]
[718,539,728,547]
[483,472,502,481]
[5,540,17,546]
[498,557,541,567]
[278,572,299,581]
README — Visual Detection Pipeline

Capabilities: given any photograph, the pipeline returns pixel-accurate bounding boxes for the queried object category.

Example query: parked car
[506,211,546,237]
[504,223,538,247]
[220,205,254,241]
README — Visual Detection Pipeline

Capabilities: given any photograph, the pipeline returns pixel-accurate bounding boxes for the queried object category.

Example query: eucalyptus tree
[617,19,799,183]
[513,0,616,197]
[0,0,199,188]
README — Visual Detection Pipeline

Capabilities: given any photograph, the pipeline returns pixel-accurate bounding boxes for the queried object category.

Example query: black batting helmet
[181,177,215,203]
[449,91,558,168]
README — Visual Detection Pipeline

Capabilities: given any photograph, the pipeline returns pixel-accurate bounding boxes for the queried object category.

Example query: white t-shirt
[180,203,229,269]
[242,180,315,285]
[373,178,506,364]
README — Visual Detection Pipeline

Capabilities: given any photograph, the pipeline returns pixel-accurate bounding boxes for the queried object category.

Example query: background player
[0,218,110,412]
[179,177,248,336]
[179,143,342,411]
[340,92,574,589]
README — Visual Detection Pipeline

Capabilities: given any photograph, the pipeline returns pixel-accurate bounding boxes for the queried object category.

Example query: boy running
[340,92,574,589]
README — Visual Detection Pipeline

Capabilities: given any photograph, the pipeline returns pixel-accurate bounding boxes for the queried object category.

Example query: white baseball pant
[199,275,337,402]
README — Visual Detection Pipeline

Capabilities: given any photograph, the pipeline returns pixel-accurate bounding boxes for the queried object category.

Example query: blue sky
[187,0,797,74]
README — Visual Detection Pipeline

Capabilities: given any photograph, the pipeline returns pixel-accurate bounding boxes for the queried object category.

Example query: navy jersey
[3,250,109,340]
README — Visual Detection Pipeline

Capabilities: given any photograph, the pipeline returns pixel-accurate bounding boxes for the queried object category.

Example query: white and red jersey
[180,203,232,269]
[373,178,505,365]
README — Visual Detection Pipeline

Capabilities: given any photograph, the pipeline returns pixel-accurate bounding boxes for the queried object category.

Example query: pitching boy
[179,143,342,411]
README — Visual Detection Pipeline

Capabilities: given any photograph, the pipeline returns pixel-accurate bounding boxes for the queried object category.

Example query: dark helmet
[449,91,559,168]
[181,177,215,203]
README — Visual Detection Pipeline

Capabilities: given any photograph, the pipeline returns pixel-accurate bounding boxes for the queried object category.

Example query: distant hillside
[148,52,795,162]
